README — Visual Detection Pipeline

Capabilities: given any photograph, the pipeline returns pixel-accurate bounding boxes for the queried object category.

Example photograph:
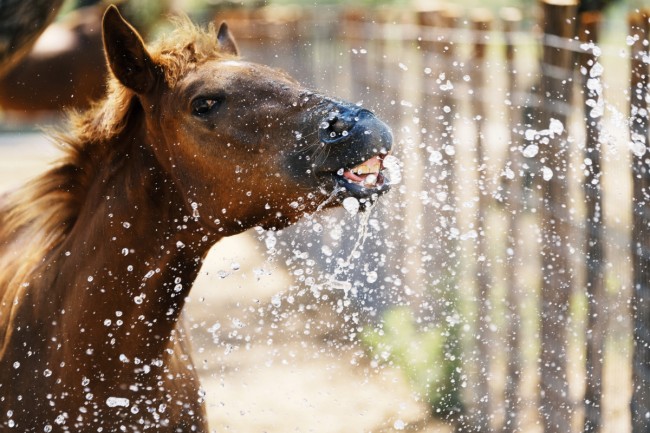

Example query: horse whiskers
[310,142,332,169]
[295,130,321,154]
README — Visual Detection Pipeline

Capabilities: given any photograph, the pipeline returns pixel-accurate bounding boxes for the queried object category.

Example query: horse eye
[191,98,220,116]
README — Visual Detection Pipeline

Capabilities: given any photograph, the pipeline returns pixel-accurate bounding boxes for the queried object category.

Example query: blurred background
[1,0,650,432]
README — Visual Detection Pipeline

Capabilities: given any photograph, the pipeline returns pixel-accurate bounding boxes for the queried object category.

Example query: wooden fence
[217,2,649,432]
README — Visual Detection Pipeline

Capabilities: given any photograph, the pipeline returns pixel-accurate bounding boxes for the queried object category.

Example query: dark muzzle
[317,102,393,171]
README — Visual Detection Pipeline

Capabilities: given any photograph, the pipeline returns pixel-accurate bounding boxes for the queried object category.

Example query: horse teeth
[351,156,381,175]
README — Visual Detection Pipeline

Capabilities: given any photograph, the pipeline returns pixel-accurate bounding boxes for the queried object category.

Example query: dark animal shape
[0,0,65,77]
[0,5,107,115]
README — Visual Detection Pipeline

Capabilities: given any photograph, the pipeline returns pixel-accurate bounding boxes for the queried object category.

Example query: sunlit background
[1,0,650,432]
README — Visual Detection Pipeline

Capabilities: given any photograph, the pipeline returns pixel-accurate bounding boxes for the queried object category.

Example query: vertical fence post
[578,10,606,433]
[629,10,650,433]
[468,9,494,432]
[342,7,371,104]
[416,5,462,283]
[537,1,577,432]
[375,7,403,127]
[373,7,415,311]
[500,9,524,433]
[416,5,443,144]
[415,4,451,318]
[416,4,465,423]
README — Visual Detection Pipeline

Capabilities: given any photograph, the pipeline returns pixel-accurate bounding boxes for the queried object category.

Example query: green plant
[363,307,463,419]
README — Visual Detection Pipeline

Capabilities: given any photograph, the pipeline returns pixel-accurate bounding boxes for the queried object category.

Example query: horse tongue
[343,170,364,182]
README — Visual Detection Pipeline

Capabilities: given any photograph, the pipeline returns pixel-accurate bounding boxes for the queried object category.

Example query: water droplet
[382,154,402,185]
[590,62,604,78]
[364,174,378,186]
[343,197,360,215]
[522,144,539,158]
[626,34,638,46]
[549,118,564,136]
[630,137,647,157]
[502,167,515,180]
[525,129,537,140]
[106,397,130,408]
[328,278,352,292]
[542,166,554,181]
[265,233,277,250]
[460,230,478,240]
[429,150,443,164]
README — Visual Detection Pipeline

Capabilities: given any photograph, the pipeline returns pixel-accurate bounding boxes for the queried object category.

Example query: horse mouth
[331,153,397,201]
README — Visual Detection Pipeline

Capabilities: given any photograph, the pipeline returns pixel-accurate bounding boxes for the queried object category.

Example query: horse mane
[0,15,233,339]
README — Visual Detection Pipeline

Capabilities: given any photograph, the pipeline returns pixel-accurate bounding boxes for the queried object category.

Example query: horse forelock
[151,16,236,87]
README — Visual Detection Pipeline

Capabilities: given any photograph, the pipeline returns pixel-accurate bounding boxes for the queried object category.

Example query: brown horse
[0,5,107,115]
[0,5,392,432]
[0,0,65,77]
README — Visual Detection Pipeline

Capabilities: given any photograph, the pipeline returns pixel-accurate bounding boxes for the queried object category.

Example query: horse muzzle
[315,101,395,202]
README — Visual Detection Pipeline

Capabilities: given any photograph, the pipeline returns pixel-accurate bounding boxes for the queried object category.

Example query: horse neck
[44,115,219,364]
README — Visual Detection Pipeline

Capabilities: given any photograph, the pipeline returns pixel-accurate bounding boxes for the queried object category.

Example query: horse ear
[102,5,157,94]
[217,22,239,56]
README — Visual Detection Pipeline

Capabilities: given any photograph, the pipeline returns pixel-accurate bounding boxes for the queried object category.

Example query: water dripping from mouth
[315,185,344,213]
[324,200,377,296]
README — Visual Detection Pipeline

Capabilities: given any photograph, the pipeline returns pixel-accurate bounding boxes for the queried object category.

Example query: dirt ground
[0,131,444,433]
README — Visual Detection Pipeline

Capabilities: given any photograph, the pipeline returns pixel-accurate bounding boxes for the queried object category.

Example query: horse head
[102,5,394,235]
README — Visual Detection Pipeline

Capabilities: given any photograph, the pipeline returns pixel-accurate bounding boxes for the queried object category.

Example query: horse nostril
[318,105,370,143]
[327,117,350,137]
[321,114,356,141]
